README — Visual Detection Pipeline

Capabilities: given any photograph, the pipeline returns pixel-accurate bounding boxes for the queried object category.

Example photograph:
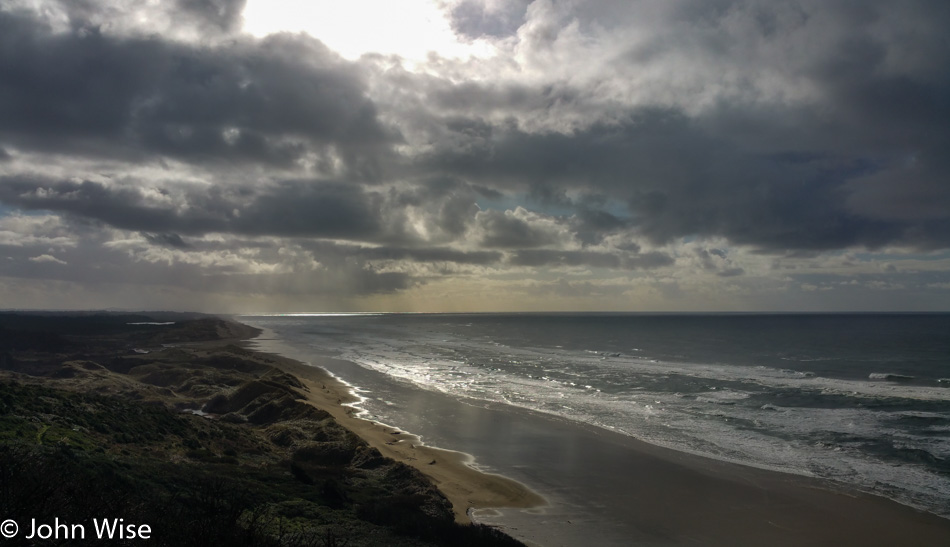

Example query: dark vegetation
[0,313,523,546]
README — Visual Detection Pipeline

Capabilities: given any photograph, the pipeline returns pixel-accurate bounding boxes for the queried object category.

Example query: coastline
[243,319,950,547]
[0,312,532,546]
[244,328,546,524]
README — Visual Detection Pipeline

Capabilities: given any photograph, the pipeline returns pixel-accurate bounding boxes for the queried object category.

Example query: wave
[869,373,916,381]
[241,315,950,521]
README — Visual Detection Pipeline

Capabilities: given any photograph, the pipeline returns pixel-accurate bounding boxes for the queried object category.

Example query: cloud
[13,0,248,40]
[143,232,190,249]
[690,246,745,278]
[1,0,949,310]
[475,207,569,248]
[413,100,946,251]
[447,0,531,40]
[844,155,950,236]
[0,213,78,248]
[29,254,67,265]
[175,0,248,33]
[355,245,503,265]
[235,181,383,238]
[508,249,673,270]
[0,176,387,241]
[0,9,395,174]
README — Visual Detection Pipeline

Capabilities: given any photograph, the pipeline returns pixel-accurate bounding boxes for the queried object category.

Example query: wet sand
[246,328,950,546]
[246,331,544,523]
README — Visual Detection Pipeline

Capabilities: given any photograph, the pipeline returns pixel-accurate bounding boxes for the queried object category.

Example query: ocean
[241,313,950,524]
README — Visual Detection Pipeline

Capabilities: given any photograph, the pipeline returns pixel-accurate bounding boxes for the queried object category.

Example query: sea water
[241,313,950,519]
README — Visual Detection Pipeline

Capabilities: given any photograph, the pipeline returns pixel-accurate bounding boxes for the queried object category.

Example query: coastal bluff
[0,312,525,546]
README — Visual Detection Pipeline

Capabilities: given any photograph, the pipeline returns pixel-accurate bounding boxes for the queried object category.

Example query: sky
[1,0,949,312]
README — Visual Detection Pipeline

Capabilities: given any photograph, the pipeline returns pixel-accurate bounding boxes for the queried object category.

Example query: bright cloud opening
[242,0,495,63]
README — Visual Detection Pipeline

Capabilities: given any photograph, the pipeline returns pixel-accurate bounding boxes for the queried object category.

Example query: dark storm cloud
[472,184,503,200]
[389,176,481,238]
[0,172,500,267]
[570,207,629,246]
[52,0,247,34]
[477,209,559,249]
[508,249,673,270]
[143,232,190,249]
[357,246,502,265]
[0,10,394,172]
[236,181,383,238]
[0,236,418,297]
[717,267,745,278]
[430,82,572,112]
[0,177,208,233]
[343,269,416,294]
[449,0,531,39]
[0,176,384,241]
[419,102,946,251]
[694,248,744,277]
[520,188,631,246]
[222,268,416,297]
[285,238,501,267]
[3,0,950,310]
[408,0,950,254]
[175,0,248,33]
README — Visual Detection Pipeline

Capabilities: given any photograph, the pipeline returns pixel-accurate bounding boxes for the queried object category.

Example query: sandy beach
[1,313,532,546]
[3,311,948,546]
[8,0,950,541]
[245,331,545,524]
[245,325,950,547]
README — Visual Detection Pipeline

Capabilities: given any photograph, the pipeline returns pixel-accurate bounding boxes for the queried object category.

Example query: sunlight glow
[242,0,492,63]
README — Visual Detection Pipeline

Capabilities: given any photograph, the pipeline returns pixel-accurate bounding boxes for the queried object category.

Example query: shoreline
[242,319,950,546]
[0,312,534,546]
[243,328,546,524]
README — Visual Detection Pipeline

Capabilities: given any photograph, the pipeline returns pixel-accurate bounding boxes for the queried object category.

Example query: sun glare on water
[242,0,491,63]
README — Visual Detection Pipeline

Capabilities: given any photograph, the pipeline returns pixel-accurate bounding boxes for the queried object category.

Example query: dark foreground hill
[0,312,524,547]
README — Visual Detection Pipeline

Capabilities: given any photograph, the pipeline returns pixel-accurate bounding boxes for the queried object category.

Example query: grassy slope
[0,313,523,547]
